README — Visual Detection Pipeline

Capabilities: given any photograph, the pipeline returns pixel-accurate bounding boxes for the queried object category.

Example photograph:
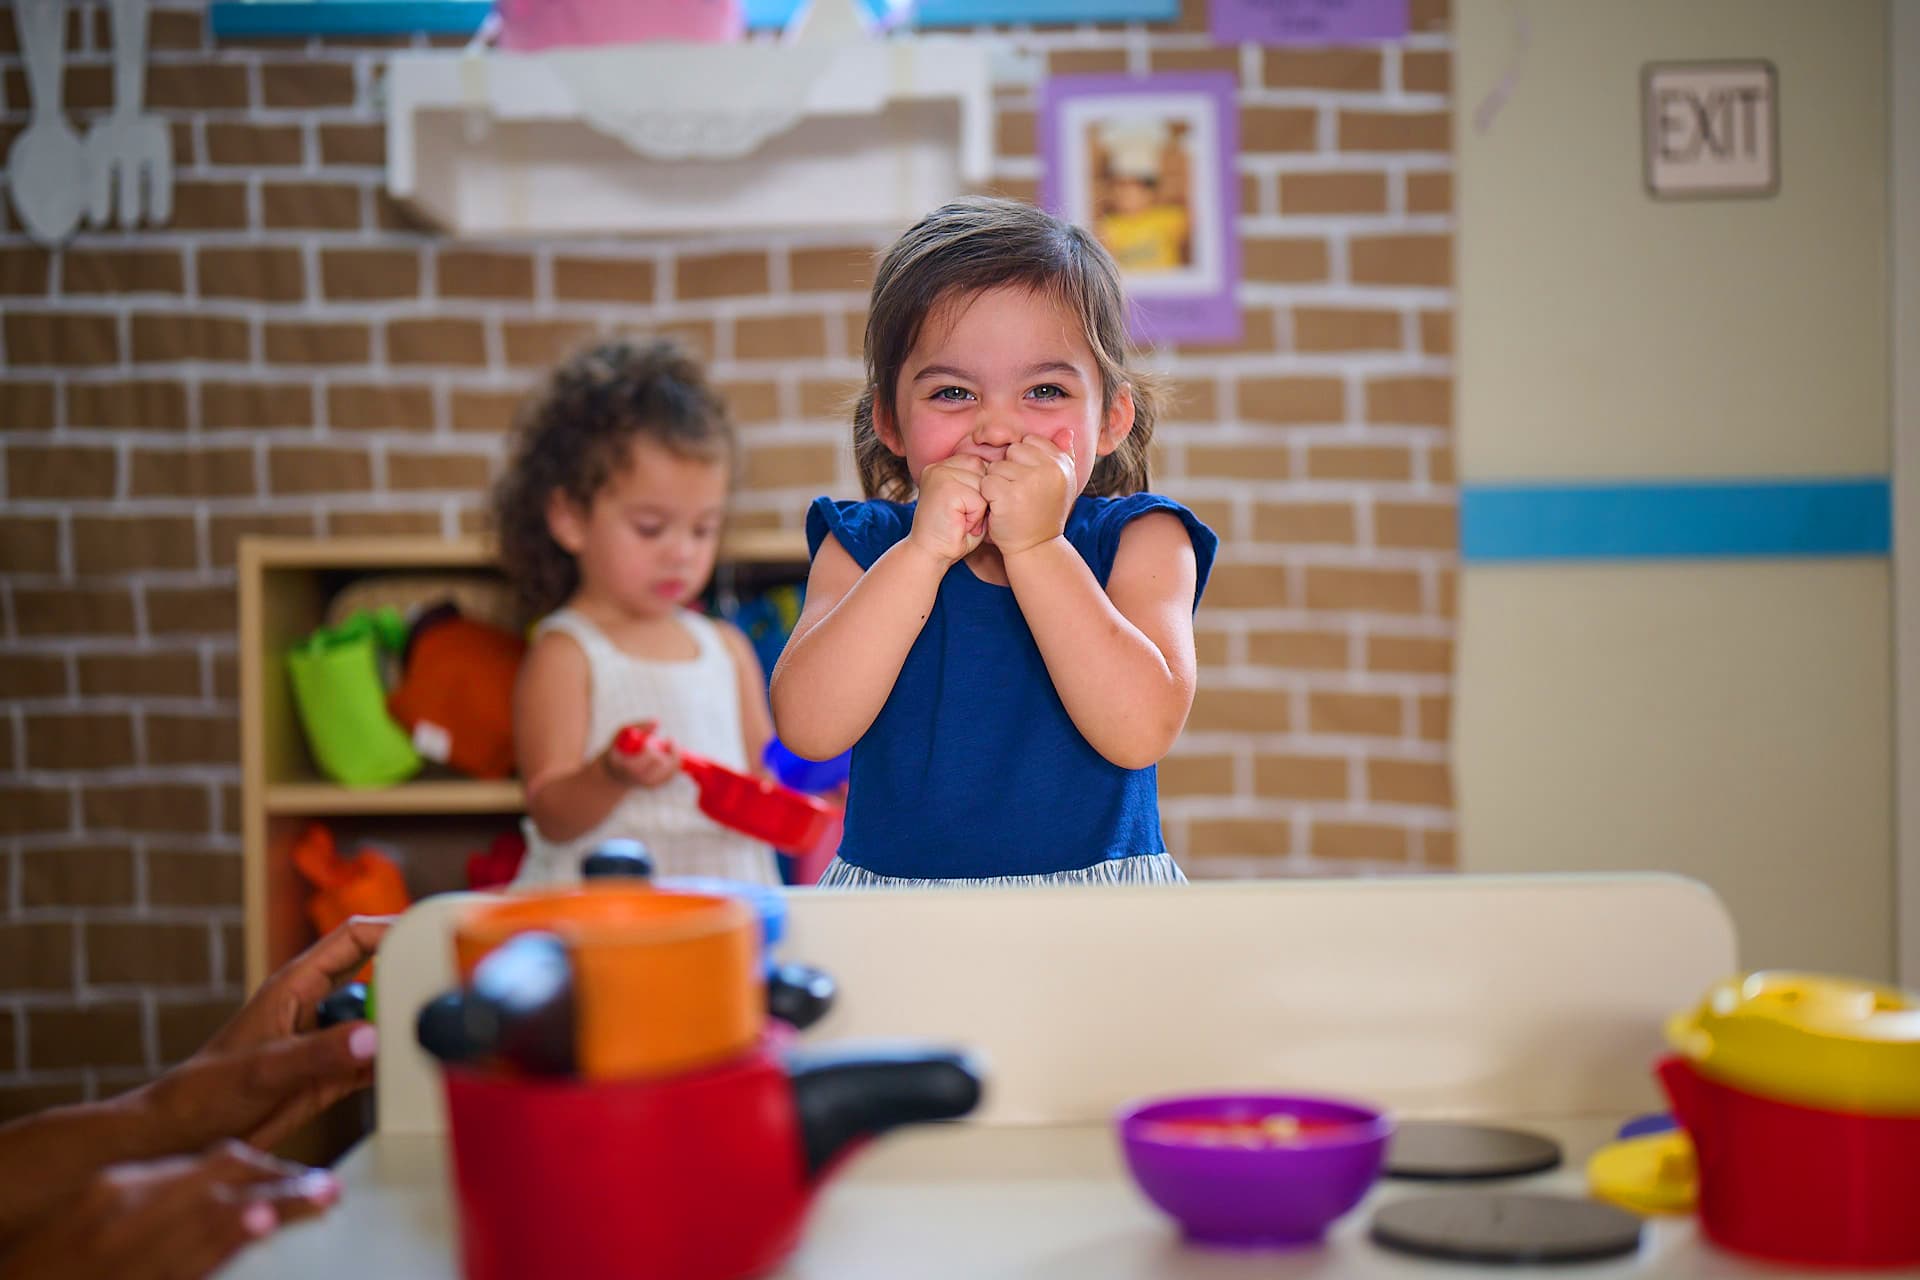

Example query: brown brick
[149,8,207,48]
[1149,47,1242,78]
[67,380,190,431]
[788,246,875,294]
[1161,379,1218,423]
[1264,48,1381,90]
[1294,307,1401,352]
[1412,0,1449,31]
[211,654,239,700]
[0,1010,11,1072]
[741,445,836,490]
[1351,235,1451,287]
[0,516,59,573]
[675,252,770,301]
[270,446,373,495]
[1156,753,1235,796]
[145,586,235,635]
[387,318,487,366]
[128,448,255,501]
[798,380,856,421]
[387,451,491,492]
[1311,820,1409,861]
[322,248,421,300]
[1308,692,1402,737]
[1424,827,1457,866]
[449,388,527,433]
[0,247,50,294]
[21,846,136,908]
[1367,376,1452,427]
[1201,563,1288,609]
[1249,629,1348,670]
[552,255,657,303]
[1401,50,1450,95]
[319,123,385,166]
[1241,106,1318,152]
[1419,310,1452,355]
[843,312,869,359]
[12,587,134,636]
[458,508,492,537]
[4,313,119,365]
[1189,687,1290,733]
[1340,110,1450,153]
[0,784,72,833]
[72,516,198,573]
[262,181,363,230]
[736,314,828,361]
[222,924,245,986]
[1241,172,1265,215]
[1170,308,1276,358]
[1305,567,1423,614]
[263,321,372,366]
[1240,377,1344,424]
[1419,695,1450,740]
[78,651,200,697]
[201,383,312,431]
[1183,499,1235,537]
[88,920,213,986]
[8,446,116,499]
[1279,171,1388,215]
[28,1004,144,1069]
[0,922,76,988]
[501,320,598,368]
[206,123,303,166]
[198,248,306,303]
[1243,237,1329,282]
[703,380,772,426]
[1254,753,1349,800]
[1253,501,1357,544]
[1187,819,1291,859]
[1307,444,1413,481]
[996,108,1036,158]
[327,384,434,432]
[260,61,356,108]
[82,784,211,833]
[145,715,239,768]
[1049,48,1131,75]
[0,381,57,428]
[156,997,243,1064]
[327,510,442,537]
[0,654,68,698]
[1195,628,1229,666]
[437,250,534,300]
[146,62,249,109]
[63,249,185,295]
[1368,635,1452,675]
[1376,501,1456,550]
[372,191,438,234]
[132,313,251,364]
[1369,758,1450,806]
[169,180,249,230]
[1430,444,1455,485]
[0,1082,88,1123]
[0,63,109,112]
[209,513,314,567]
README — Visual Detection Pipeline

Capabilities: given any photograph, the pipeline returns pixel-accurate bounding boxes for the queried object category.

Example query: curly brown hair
[855,197,1158,502]
[492,337,734,623]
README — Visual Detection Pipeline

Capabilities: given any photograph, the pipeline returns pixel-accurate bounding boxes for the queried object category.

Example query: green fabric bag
[285,607,422,788]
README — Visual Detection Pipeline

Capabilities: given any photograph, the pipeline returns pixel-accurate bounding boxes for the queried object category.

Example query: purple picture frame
[1039,72,1242,346]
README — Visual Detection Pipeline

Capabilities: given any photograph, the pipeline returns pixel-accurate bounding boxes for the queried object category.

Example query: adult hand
[0,1142,338,1280]
[204,917,390,1055]
[907,455,989,565]
[980,428,1077,556]
[139,1016,379,1155]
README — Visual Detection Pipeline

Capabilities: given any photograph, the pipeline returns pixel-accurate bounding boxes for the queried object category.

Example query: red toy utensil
[616,723,841,856]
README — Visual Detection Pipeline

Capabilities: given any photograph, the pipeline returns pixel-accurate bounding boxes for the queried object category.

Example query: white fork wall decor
[5,0,173,244]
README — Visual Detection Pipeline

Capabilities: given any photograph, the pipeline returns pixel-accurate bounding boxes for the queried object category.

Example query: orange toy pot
[454,886,761,1081]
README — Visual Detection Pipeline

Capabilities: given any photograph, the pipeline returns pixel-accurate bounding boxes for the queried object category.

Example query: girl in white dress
[494,338,780,887]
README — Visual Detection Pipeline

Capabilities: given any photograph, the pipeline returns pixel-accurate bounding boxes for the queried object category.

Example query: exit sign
[1643,61,1778,199]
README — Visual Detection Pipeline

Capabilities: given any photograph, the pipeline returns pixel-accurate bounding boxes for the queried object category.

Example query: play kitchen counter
[229,876,1825,1279]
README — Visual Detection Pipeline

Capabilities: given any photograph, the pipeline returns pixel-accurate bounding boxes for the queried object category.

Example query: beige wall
[1454,0,1894,976]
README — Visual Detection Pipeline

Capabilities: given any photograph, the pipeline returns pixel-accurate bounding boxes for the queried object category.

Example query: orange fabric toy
[387,603,526,780]
[291,821,409,982]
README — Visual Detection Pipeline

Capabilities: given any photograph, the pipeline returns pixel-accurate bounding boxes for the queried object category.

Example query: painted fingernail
[243,1202,276,1236]
[299,1171,341,1204]
[349,1024,378,1061]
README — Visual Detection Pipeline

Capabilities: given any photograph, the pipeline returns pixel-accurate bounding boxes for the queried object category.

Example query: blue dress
[805,493,1217,881]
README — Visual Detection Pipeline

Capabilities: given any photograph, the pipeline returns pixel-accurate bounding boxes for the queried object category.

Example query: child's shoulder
[805,496,915,569]
[1069,493,1220,595]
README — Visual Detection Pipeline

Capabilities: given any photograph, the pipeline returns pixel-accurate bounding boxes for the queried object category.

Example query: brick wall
[0,0,1454,1111]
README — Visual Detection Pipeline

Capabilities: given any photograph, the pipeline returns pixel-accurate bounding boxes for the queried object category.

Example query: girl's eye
[633,525,666,539]
[693,524,720,540]
[932,386,975,403]
[1027,384,1067,402]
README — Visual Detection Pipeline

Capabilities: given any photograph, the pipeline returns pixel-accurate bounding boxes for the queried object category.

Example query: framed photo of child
[1039,71,1242,345]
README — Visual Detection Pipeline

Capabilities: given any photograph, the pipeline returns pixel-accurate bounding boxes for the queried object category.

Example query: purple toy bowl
[1117,1093,1393,1249]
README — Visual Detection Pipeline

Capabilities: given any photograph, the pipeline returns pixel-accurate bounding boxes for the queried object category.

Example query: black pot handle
[766,963,836,1030]
[788,1045,984,1178]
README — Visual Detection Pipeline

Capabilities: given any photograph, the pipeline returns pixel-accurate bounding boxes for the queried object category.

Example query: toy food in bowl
[1118,1093,1392,1248]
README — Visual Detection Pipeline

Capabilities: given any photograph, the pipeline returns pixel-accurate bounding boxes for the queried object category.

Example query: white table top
[222,1115,1772,1279]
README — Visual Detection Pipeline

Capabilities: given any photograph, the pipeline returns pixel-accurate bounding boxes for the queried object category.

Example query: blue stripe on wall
[209,1,1179,38]
[1460,478,1891,563]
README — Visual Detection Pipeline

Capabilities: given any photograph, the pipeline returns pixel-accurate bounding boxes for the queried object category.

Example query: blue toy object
[1617,1113,1678,1139]
[762,738,851,795]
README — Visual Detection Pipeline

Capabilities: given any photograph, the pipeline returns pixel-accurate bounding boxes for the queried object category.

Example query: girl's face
[546,440,728,619]
[877,285,1134,502]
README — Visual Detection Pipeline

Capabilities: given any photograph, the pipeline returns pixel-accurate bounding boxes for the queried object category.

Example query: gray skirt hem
[813,853,1187,889]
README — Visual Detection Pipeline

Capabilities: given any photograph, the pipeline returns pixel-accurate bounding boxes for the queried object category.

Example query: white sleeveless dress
[513,608,781,888]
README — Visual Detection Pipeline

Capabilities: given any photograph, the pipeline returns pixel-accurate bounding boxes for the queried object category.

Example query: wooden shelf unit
[238,532,809,991]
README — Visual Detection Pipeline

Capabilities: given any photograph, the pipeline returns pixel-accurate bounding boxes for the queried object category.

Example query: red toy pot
[1658,1054,1920,1268]
[443,1038,981,1280]
[616,723,841,855]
